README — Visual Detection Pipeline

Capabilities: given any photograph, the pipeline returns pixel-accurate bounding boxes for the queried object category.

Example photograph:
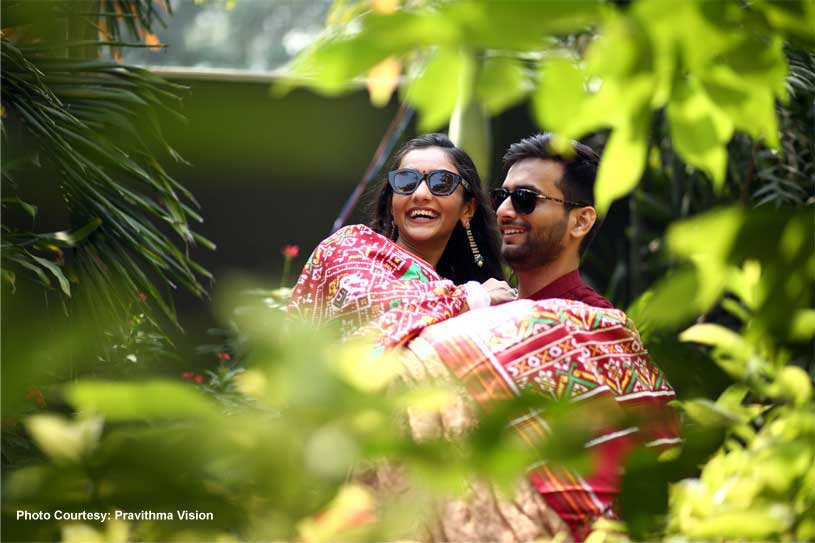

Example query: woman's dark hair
[370,133,505,284]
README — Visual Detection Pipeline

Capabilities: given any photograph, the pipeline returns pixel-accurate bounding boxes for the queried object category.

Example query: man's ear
[460,199,477,228]
[571,206,597,241]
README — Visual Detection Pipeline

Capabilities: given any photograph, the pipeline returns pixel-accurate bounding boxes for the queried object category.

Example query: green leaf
[594,108,650,215]
[618,448,669,539]
[720,298,751,323]
[28,254,70,296]
[716,32,788,99]
[48,217,102,247]
[667,207,744,259]
[661,207,745,315]
[1,268,15,292]
[775,366,813,406]
[533,55,586,134]
[10,254,51,287]
[475,56,530,115]
[283,11,445,95]
[587,10,652,78]
[680,398,744,427]
[701,66,780,149]
[687,506,794,540]
[25,414,103,464]
[754,0,815,48]
[672,1,741,71]
[667,76,733,187]
[1,196,38,218]
[726,260,762,310]
[192,231,217,252]
[680,323,756,379]
[67,380,221,421]
[404,48,473,131]
[445,1,602,50]
[790,309,815,341]
[680,323,753,357]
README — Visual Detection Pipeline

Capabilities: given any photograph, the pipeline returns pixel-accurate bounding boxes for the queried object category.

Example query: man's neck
[517,256,580,299]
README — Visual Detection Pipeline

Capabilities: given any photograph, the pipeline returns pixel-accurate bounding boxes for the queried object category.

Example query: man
[441,133,674,539]
[493,133,613,308]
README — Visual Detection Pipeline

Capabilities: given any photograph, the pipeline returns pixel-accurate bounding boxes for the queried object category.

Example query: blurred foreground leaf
[67,380,221,421]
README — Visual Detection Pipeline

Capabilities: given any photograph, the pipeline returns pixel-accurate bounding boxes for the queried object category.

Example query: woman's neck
[395,237,445,268]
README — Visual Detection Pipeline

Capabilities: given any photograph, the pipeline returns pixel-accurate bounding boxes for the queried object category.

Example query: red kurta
[528,269,614,310]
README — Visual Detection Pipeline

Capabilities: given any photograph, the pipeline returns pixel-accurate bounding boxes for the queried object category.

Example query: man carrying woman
[289,133,679,542]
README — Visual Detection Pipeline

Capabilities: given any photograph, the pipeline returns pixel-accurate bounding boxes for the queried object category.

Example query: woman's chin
[398,228,449,250]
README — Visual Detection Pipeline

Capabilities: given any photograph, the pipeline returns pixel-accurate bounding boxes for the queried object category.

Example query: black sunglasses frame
[491,187,589,215]
[388,169,471,196]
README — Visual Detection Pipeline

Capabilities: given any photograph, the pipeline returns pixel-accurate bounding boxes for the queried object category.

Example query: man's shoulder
[571,283,615,309]
[529,269,616,309]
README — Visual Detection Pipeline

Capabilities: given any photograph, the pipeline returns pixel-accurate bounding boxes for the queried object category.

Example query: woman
[289,134,515,348]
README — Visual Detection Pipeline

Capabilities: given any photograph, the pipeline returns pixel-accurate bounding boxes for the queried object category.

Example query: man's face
[496,158,571,271]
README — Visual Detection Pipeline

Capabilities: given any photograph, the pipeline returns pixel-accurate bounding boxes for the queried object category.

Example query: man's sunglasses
[491,188,588,215]
[388,169,470,196]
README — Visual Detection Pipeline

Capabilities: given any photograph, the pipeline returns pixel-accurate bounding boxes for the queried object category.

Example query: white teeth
[504,229,525,235]
[410,210,438,219]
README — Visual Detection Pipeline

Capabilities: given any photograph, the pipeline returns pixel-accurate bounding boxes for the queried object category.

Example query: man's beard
[501,216,568,272]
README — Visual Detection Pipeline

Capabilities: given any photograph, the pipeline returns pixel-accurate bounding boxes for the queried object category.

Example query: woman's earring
[464,222,484,267]
[388,221,398,240]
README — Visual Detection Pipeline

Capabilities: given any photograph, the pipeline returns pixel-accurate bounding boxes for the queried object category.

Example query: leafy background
[2,1,813,542]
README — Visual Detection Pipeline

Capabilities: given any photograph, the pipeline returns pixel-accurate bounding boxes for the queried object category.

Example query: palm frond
[1,1,211,332]
[753,48,815,208]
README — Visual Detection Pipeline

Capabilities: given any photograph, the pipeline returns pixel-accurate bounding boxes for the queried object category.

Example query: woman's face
[391,147,476,259]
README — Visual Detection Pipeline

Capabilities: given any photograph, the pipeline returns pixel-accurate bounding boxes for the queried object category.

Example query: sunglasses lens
[389,170,420,194]
[492,188,537,214]
[511,190,538,214]
[491,189,509,210]
[427,171,459,195]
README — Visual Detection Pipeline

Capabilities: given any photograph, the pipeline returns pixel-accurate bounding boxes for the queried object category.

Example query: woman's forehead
[400,147,459,174]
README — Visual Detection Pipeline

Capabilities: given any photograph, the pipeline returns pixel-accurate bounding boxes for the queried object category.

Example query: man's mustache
[499,219,528,229]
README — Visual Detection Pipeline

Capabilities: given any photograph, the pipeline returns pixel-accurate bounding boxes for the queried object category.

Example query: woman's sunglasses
[491,187,588,215]
[388,169,470,196]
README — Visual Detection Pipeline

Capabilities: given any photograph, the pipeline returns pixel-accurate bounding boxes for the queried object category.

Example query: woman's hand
[482,279,518,306]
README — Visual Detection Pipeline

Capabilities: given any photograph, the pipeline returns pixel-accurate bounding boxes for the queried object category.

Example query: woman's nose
[412,179,432,199]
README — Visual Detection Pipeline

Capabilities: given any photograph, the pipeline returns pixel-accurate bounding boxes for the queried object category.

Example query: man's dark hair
[502,133,601,252]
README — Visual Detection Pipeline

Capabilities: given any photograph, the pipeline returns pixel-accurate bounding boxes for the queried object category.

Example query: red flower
[26,387,46,409]
[216,352,232,361]
[281,244,300,259]
[194,374,204,384]
[181,371,195,380]
[138,292,148,302]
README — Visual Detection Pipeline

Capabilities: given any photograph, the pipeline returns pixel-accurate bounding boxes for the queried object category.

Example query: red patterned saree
[289,224,470,348]
[407,298,680,541]
[289,225,680,541]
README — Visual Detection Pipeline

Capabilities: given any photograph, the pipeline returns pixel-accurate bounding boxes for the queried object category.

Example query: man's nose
[496,194,516,222]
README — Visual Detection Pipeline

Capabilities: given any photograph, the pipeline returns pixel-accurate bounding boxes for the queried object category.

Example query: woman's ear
[460,199,477,228]
[571,206,597,240]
